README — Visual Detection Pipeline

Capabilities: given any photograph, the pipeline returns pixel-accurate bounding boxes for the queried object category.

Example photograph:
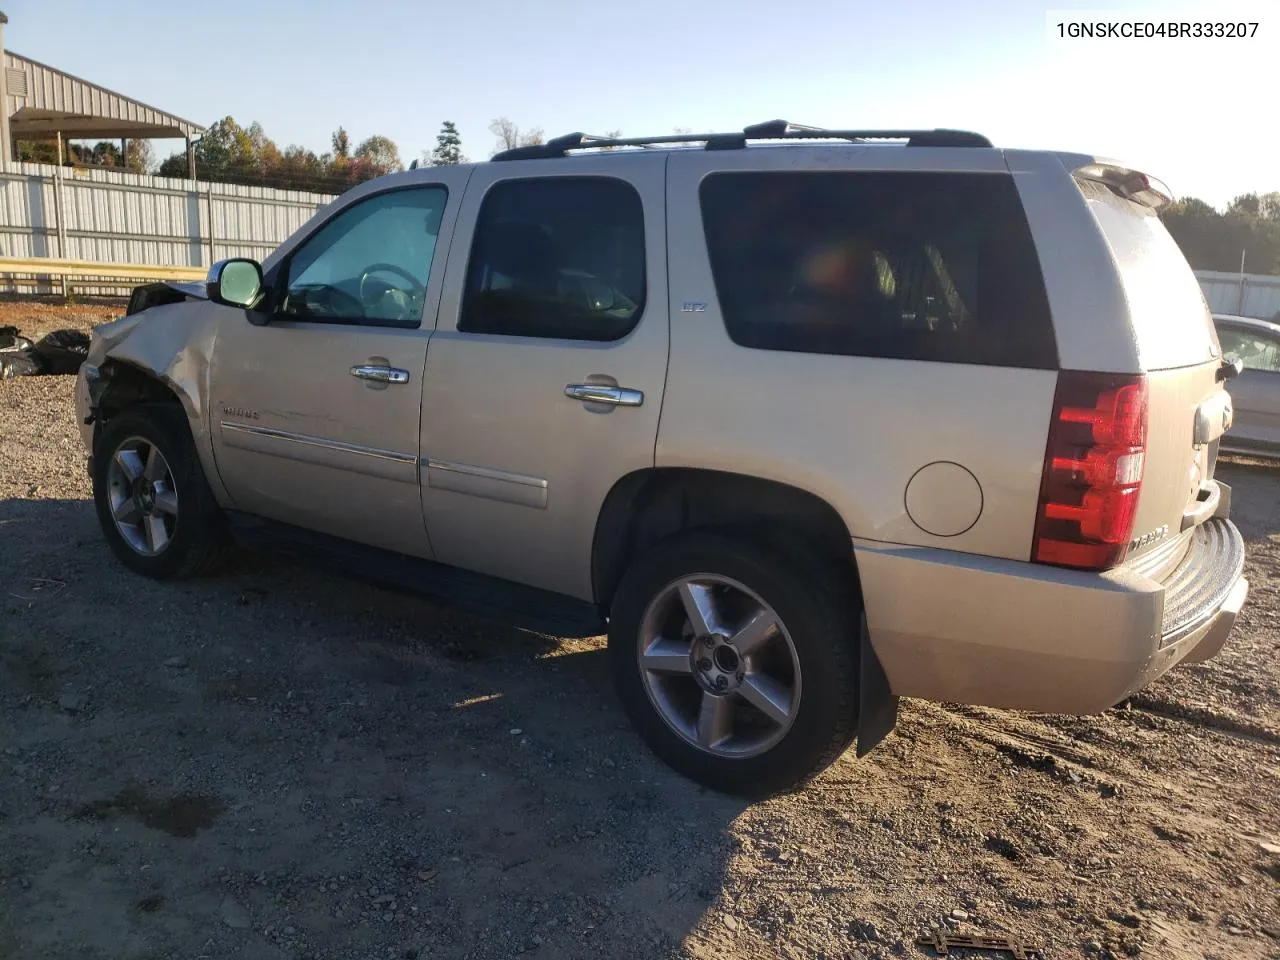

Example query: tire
[92,403,227,580]
[608,531,860,797]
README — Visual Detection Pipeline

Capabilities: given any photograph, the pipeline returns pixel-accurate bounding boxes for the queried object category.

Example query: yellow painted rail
[0,256,205,283]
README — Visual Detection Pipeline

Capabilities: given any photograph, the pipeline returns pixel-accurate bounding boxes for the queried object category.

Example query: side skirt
[225,512,607,639]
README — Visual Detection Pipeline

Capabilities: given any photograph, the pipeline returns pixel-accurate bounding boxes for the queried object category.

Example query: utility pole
[1236,249,1247,316]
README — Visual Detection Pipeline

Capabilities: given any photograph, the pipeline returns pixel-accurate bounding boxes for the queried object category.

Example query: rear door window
[698,171,1057,369]
[459,177,646,342]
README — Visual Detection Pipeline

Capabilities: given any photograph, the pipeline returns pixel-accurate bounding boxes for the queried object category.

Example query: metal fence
[1195,270,1280,321]
[0,161,336,295]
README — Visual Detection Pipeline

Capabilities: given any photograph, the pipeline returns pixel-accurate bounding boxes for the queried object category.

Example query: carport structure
[0,11,203,176]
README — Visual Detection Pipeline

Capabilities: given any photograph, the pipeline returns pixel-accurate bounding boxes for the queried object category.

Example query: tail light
[1033,371,1148,571]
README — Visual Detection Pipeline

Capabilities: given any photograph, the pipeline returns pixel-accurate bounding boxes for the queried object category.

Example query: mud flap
[856,612,899,757]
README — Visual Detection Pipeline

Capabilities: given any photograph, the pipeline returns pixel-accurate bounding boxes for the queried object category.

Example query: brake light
[1032,372,1148,570]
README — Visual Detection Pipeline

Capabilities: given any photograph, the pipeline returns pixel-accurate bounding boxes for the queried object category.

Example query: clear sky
[4,0,1276,209]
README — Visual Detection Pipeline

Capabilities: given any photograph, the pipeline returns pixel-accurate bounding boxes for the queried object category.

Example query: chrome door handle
[350,364,409,384]
[565,383,644,406]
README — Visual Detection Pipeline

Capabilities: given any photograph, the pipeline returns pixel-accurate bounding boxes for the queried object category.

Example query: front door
[420,157,670,600]
[208,174,465,558]
[1218,321,1280,453]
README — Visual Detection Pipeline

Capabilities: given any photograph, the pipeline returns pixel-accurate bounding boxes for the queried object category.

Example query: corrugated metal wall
[1196,270,1280,321]
[0,162,335,294]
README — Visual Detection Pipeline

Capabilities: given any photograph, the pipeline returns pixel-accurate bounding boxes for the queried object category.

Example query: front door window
[281,186,448,328]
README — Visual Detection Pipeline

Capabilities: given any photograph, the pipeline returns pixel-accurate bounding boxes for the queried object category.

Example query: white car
[1214,313,1280,457]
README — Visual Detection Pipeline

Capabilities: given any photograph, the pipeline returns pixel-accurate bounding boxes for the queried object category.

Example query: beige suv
[76,122,1249,795]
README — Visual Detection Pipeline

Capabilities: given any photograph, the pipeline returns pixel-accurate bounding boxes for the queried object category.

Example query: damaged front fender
[78,297,232,507]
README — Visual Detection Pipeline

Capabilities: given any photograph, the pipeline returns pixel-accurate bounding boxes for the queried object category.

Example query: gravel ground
[1,299,1278,960]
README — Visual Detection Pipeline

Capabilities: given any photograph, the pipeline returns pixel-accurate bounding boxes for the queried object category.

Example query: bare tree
[489,117,519,152]
[488,117,545,155]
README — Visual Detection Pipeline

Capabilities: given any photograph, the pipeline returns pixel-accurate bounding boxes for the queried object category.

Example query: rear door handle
[565,383,644,406]
[351,364,410,384]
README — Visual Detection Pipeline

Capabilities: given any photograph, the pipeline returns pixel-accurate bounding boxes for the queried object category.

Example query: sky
[4,0,1277,209]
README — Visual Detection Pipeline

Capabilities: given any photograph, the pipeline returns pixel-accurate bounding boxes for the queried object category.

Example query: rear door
[1216,320,1280,452]
[419,155,669,600]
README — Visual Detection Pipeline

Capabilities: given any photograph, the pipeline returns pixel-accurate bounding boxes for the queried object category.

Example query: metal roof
[4,50,203,141]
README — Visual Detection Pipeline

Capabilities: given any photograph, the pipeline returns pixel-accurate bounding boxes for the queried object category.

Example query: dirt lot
[1,299,1278,960]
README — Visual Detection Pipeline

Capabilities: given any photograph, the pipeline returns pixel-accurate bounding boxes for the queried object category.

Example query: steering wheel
[359,262,426,303]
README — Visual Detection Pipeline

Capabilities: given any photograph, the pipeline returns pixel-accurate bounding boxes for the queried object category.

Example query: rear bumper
[855,518,1248,714]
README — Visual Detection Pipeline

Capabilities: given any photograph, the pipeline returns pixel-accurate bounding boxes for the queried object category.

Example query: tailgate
[1135,363,1231,565]
[1075,169,1231,565]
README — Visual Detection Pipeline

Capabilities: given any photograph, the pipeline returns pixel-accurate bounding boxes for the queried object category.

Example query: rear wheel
[608,532,860,796]
[93,404,227,580]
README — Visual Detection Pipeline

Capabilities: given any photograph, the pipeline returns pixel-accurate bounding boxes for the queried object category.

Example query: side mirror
[208,258,265,310]
[583,278,616,312]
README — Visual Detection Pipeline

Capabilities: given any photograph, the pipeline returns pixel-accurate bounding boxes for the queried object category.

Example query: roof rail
[490,121,992,160]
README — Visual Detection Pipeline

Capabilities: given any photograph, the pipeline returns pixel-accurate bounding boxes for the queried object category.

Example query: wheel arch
[94,359,188,419]
[591,467,858,611]
[591,467,898,758]
[90,357,231,508]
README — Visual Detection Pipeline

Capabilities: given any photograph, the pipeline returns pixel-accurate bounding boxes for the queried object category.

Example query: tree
[1162,194,1280,275]
[489,117,520,152]
[428,121,466,165]
[331,127,351,160]
[1227,193,1261,218]
[488,117,544,155]
[354,135,402,175]
[1170,196,1216,219]
[125,139,154,174]
[152,115,402,191]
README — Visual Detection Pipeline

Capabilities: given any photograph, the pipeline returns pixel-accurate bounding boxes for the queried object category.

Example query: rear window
[699,171,1057,369]
[1078,179,1219,370]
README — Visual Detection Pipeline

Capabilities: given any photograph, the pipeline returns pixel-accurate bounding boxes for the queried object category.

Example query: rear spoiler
[1072,162,1173,211]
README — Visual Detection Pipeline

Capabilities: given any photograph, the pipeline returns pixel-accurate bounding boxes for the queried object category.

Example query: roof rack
[490,120,992,161]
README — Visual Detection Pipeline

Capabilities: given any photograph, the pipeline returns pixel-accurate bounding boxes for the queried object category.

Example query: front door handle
[351,364,410,385]
[565,383,644,406]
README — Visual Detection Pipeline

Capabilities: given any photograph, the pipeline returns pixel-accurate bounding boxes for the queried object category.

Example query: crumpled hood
[164,280,209,300]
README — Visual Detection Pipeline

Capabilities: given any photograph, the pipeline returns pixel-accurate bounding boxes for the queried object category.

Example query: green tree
[1227,193,1260,218]
[429,121,466,165]
[1161,194,1280,275]
[354,135,402,175]
[89,142,121,167]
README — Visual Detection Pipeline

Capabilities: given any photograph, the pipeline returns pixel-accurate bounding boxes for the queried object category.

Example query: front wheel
[608,532,860,796]
[92,404,227,580]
